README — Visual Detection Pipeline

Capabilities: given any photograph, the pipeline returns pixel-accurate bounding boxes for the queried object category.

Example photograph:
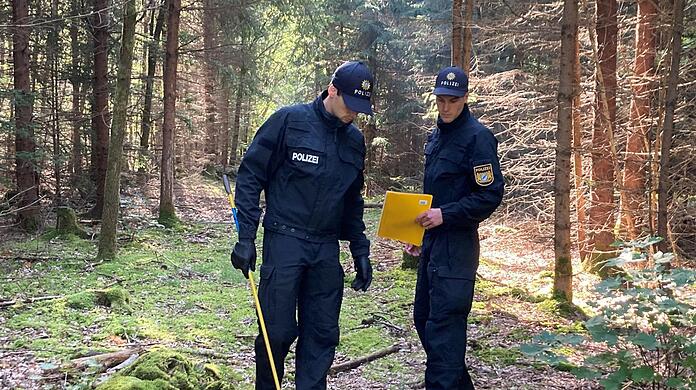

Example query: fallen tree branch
[0,295,62,308]
[329,344,401,374]
[46,347,147,375]
[0,279,123,309]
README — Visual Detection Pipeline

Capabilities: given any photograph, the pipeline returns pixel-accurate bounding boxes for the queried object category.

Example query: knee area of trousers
[263,326,297,346]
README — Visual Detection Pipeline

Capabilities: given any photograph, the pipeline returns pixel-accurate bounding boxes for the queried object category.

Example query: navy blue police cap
[433,66,469,97]
[331,61,374,115]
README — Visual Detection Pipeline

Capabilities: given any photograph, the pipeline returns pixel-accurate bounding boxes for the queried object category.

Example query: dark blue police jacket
[234,91,370,259]
[423,105,504,279]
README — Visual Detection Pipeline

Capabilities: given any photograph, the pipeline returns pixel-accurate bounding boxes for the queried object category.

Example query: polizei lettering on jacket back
[292,151,319,164]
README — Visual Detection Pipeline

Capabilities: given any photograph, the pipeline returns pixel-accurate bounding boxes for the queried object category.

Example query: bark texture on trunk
[158,0,182,226]
[621,0,657,239]
[12,0,40,231]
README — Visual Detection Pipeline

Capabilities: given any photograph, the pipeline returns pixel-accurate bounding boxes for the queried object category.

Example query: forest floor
[0,173,602,389]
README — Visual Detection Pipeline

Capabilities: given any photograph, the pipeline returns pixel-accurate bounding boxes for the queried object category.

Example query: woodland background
[0,0,694,388]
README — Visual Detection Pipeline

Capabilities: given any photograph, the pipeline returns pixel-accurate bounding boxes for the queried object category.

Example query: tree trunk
[554,0,577,302]
[229,71,244,167]
[462,0,474,73]
[50,0,61,203]
[68,0,83,181]
[364,50,378,196]
[621,0,657,239]
[203,0,218,158]
[158,0,181,226]
[98,0,137,259]
[657,0,685,253]
[451,0,463,68]
[220,78,231,167]
[572,38,587,261]
[363,121,376,196]
[140,1,165,173]
[12,0,40,231]
[586,0,618,272]
[88,0,110,218]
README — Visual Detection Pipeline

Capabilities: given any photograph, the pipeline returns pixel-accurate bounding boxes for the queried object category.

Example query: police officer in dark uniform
[406,66,504,389]
[230,61,374,390]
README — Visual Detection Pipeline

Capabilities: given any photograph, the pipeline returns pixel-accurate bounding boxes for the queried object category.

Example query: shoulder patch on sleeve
[474,163,494,186]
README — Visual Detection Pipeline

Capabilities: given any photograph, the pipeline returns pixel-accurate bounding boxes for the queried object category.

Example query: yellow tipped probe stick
[223,174,281,390]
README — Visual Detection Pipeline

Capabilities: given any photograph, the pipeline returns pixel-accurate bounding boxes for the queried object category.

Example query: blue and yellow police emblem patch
[474,164,494,186]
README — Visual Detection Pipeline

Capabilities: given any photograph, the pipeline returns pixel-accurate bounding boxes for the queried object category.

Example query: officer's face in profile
[326,84,358,124]
[436,94,468,123]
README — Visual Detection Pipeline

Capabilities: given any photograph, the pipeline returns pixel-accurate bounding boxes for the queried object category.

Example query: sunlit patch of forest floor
[1,174,600,389]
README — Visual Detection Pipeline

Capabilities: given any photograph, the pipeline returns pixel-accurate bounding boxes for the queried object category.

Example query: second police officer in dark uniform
[407,66,504,389]
[230,61,375,390]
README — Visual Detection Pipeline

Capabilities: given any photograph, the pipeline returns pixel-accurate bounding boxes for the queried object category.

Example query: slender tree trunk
[12,0,40,231]
[50,0,61,203]
[572,38,588,261]
[451,0,463,68]
[220,78,231,167]
[462,0,474,73]
[364,50,378,196]
[158,0,181,226]
[657,0,684,253]
[229,71,244,167]
[203,0,218,158]
[554,0,577,302]
[586,0,617,272]
[68,0,82,181]
[98,0,137,259]
[621,0,657,239]
[140,1,165,173]
[88,0,110,218]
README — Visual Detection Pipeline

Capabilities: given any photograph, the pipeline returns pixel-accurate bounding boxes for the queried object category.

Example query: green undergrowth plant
[521,237,696,389]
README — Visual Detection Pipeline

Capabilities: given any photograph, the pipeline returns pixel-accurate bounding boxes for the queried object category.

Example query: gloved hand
[231,240,256,279]
[351,256,372,292]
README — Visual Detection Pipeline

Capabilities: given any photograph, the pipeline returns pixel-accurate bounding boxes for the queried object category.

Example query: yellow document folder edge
[376,191,433,246]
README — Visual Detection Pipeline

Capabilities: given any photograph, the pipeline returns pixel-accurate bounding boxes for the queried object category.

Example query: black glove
[351,256,372,292]
[231,240,256,279]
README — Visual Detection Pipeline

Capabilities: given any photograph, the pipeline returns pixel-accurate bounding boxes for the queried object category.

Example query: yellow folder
[376,191,433,246]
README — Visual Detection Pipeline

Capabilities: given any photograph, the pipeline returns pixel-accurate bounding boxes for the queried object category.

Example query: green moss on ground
[96,348,232,390]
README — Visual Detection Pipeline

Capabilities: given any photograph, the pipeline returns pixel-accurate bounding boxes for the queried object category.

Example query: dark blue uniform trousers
[255,230,344,390]
[414,238,476,390]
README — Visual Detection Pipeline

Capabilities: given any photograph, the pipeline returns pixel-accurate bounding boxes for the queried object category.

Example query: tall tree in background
[203,0,218,158]
[140,1,166,172]
[452,0,473,71]
[554,0,577,302]
[68,0,83,182]
[622,0,657,239]
[462,0,474,73]
[572,37,587,260]
[159,0,181,225]
[98,0,137,259]
[49,0,61,202]
[88,0,110,218]
[586,0,617,272]
[452,0,462,67]
[11,0,40,231]
[657,0,685,252]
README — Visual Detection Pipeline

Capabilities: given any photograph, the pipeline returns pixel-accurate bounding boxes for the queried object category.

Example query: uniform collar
[314,91,350,129]
[437,105,470,132]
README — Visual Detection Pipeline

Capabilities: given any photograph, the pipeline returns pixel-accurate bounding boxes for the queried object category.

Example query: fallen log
[0,295,62,308]
[69,347,144,372]
[0,280,124,310]
[329,344,401,374]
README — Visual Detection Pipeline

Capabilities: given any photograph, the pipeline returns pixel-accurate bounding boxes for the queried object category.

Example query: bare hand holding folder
[376,191,433,246]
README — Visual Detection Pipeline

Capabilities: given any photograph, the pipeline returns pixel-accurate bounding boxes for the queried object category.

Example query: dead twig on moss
[329,344,401,374]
